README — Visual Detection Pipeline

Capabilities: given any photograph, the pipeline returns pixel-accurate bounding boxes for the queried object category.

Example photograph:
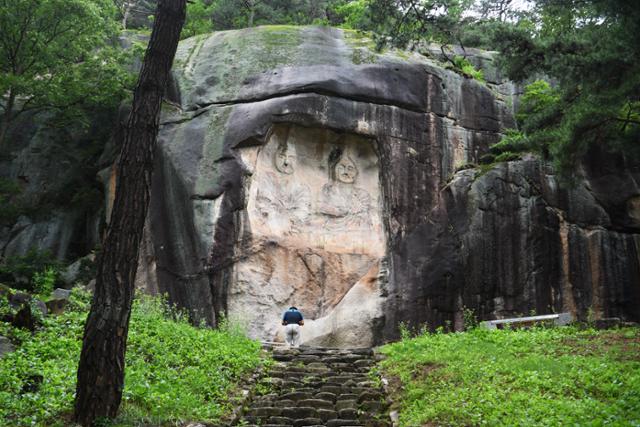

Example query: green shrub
[494,151,522,162]
[32,267,57,297]
[379,326,640,426]
[517,79,560,124]
[452,56,485,82]
[0,290,263,426]
[0,293,13,319]
[332,0,372,30]
[490,129,530,154]
[462,306,478,330]
[485,129,533,165]
[0,249,62,293]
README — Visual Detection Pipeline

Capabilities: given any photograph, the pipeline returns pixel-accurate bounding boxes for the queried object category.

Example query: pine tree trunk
[0,89,15,150]
[122,3,130,29]
[248,7,255,27]
[73,1,186,425]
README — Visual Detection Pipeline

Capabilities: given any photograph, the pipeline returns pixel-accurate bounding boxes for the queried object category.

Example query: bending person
[282,306,304,348]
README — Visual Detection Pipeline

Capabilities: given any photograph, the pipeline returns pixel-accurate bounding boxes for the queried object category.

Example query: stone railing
[480,313,573,330]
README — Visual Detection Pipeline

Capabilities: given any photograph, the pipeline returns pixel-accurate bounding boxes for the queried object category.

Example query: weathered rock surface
[138,25,639,345]
[143,26,510,345]
[392,153,640,331]
[0,108,108,261]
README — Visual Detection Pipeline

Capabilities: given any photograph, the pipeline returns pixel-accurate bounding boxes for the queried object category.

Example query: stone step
[297,398,334,410]
[325,419,362,427]
[234,346,389,427]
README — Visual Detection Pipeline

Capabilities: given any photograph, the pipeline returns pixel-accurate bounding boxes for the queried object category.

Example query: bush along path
[236,345,391,427]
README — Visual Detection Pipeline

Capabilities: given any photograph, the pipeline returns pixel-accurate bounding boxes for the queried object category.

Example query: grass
[378,326,640,427]
[0,289,264,426]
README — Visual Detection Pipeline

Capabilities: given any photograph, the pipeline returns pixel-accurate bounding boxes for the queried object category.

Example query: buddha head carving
[329,147,358,184]
[274,141,296,174]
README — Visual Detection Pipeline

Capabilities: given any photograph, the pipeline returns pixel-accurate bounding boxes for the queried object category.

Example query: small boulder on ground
[46,299,68,315]
[594,318,621,329]
[9,295,47,331]
[0,336,15,358]
[8,292,31,310]
[12,305,39,330]
[52,288,72,300]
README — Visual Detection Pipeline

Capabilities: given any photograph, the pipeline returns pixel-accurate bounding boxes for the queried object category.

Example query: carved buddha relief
[254,139,311,235]
[318,147,373,230]
[235,126,386,343]
[274,140,296,175]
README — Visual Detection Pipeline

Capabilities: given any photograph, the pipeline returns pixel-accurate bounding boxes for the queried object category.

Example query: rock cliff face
[0,112,108,262]
[140,25,639,346]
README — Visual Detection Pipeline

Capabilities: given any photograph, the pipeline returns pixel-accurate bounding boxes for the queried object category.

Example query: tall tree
[73,0,186,425]
[0,0,130,149]
[368,0,475,60]
[493,0,640,174]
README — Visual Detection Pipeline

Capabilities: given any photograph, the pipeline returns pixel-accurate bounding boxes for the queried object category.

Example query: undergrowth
[378,326,640,426]
[0,289,263,426]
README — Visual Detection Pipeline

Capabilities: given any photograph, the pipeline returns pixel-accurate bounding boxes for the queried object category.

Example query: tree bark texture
[0,88,15,150]
[73,1,186,425]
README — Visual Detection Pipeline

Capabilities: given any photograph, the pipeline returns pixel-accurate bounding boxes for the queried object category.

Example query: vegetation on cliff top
[3,0,637,177]
[364,0,640,177]
[0,0,135,149]
[378,325,640,426]
[0,289,263,426]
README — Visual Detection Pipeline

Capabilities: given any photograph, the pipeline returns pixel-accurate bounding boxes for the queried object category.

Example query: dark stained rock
[594,318,622,329]
[46,298,68,315]
[8,292,31,309]
[130,25,640,344]
[12,305,38,331]
[383,157,640,336]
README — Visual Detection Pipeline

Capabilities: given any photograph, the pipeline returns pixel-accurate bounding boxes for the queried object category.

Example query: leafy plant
[379,326,640,426]
[32,267,57,297]
[452,55,484,81]
[516,80,560,123]
[484,127,536,165]
[0,291,264,426]
[462,306,478,330]
[0,0,135,150]
[0,294,13,319]
[331,0,373,30]
[0,249,62,292]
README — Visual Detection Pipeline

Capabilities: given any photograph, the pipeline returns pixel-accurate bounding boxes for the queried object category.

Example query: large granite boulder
[138,25,639,346]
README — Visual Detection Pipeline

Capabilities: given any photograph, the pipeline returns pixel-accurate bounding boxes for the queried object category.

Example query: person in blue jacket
[282,306,304,347]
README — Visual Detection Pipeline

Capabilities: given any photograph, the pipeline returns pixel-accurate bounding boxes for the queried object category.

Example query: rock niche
[132,25,639,347]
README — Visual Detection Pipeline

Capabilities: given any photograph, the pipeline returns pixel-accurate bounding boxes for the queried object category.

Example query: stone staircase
[236,345,391,427]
